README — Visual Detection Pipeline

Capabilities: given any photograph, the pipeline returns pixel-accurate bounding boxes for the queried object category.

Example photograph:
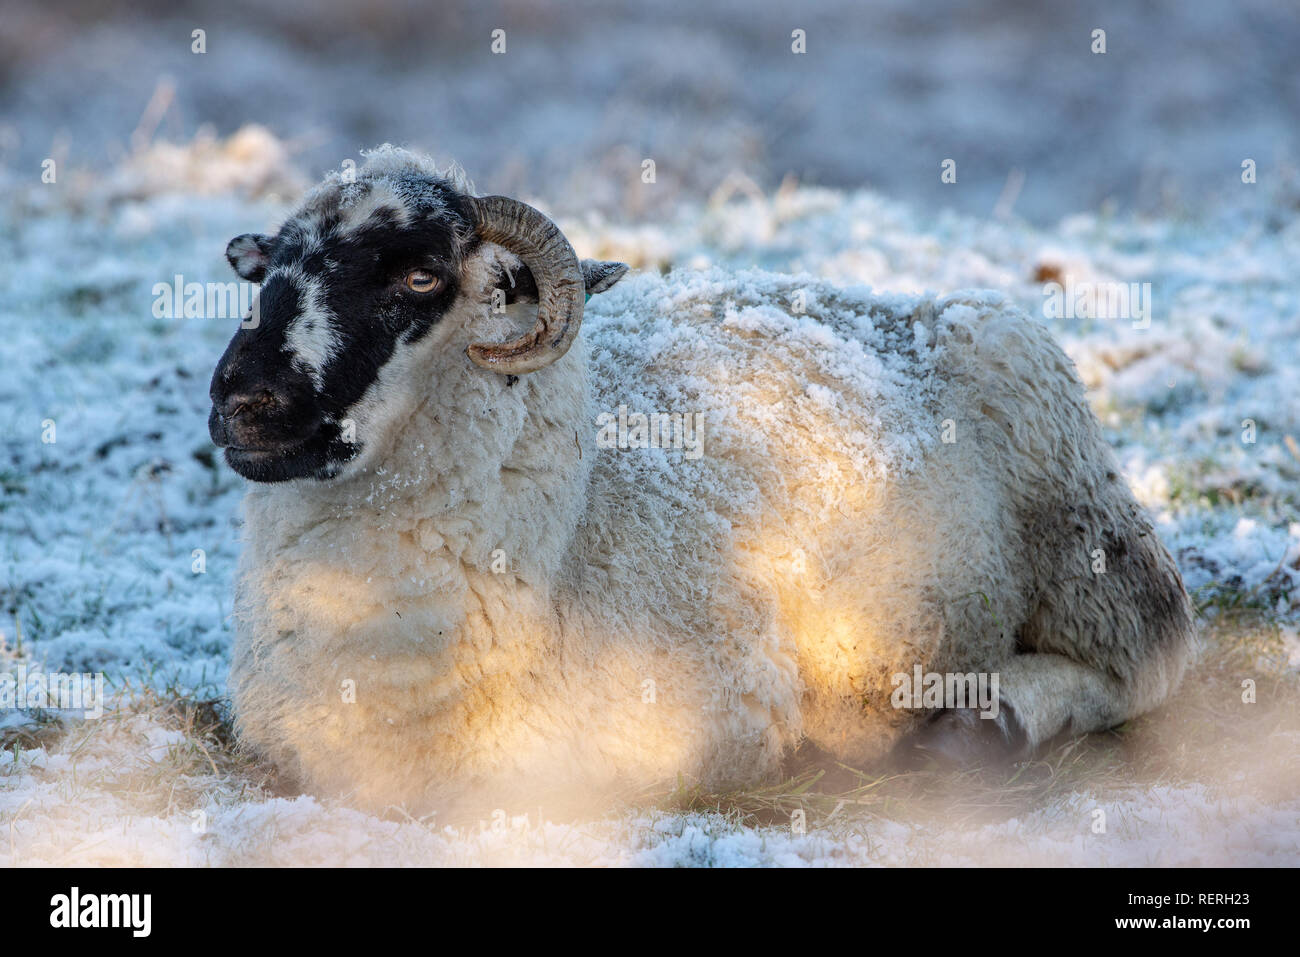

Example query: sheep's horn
[465,195,584,374]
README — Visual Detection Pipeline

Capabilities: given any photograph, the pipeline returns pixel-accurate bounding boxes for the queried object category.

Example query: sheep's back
[571,270,1029,771]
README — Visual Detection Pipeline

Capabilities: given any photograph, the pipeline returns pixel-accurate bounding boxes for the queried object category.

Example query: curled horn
[466,195,585,374]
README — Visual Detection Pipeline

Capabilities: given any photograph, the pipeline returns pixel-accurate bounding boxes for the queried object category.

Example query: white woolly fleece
[229,261,1193,818]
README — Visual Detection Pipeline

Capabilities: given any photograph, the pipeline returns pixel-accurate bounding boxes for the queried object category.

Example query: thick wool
[229,199,1192,819]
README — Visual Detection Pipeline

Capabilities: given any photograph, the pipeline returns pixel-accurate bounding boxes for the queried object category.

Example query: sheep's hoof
[909,706,1025,769]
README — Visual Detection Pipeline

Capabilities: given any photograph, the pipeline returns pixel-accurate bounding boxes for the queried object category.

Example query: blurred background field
[2,0,1299,222]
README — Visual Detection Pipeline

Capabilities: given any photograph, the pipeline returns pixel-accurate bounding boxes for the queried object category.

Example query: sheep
[211,146,1194,816]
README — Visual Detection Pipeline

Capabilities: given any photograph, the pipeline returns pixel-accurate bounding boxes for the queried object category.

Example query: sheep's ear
[581,259,628,295]
[494,259,628,306]
[496,260,540,305]
[226,233,275,282]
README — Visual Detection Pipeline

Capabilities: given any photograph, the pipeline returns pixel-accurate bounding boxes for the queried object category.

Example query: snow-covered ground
[1,130,1297,865]
[7,740,1300,866]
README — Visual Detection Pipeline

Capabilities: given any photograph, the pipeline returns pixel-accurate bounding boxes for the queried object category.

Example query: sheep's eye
[404,269,439,293]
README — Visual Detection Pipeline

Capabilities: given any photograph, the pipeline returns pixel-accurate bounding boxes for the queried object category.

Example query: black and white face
[207,164,626,484]
[209,172,475,483]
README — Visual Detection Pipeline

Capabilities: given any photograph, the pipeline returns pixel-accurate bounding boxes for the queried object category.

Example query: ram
[211,147,1193,815]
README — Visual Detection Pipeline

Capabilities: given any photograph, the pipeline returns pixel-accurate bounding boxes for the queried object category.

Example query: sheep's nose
[220,389,279,422]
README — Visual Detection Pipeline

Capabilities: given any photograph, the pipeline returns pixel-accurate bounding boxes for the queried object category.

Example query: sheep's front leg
[911,653,1128,765]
